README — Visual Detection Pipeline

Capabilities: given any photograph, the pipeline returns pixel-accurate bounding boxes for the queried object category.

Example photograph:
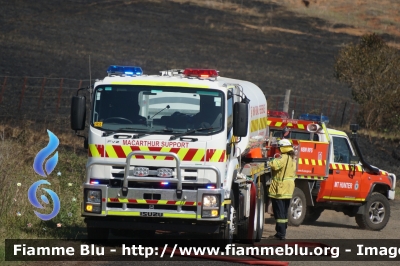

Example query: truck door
[328,135,363,201]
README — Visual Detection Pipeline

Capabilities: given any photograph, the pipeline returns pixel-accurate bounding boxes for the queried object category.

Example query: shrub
[334,33,400,132]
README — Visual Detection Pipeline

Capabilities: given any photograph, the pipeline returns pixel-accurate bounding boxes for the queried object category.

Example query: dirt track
[21,199,400,266]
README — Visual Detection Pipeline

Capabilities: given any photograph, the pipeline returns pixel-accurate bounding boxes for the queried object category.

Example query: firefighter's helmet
[278,139,292,147]
[278,139,293,153]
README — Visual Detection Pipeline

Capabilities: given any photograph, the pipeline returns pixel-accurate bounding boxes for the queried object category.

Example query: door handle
[335,170,340,174]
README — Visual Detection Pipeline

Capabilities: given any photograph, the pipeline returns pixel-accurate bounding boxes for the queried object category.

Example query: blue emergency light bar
[299,114,329,124]
[107,65,143,76]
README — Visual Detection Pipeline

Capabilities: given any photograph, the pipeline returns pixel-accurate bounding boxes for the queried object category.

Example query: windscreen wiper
[169,127,213,140]
[102,128,147,138]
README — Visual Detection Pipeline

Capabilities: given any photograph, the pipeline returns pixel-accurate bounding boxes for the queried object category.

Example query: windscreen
[92,85,224,134]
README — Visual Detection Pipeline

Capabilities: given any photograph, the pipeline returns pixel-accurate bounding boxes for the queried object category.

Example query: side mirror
[71,96,86,131]
[350,155,359,165]
[233,102,248,137]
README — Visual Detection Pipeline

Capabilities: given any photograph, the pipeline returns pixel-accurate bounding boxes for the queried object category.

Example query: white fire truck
[71,66,270,243]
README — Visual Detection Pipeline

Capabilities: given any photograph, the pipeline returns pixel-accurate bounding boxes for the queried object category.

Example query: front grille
[111,166,198,180]
[106,203,197,212]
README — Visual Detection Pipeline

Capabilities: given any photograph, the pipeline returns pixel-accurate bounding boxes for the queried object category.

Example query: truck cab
[267,112,396,230]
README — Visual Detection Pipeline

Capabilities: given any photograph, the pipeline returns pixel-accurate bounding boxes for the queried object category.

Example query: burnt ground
[0,0,399,179]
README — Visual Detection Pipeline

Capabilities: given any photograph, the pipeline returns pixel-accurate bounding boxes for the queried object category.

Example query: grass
[271,0,400,40]
[0,126,88,263]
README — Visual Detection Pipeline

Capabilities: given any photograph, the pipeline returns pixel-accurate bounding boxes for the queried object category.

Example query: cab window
[272,130,319,141]
[332,136,352,164]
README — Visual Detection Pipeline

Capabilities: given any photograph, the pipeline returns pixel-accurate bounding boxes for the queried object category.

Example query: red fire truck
[266,111,396,230]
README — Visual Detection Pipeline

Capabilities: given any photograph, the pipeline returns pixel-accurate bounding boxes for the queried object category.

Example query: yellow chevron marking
[138,146,153,160]
[118,198,129,203]
[176,148,189,160]
[106,145,118,158]
[210,149,223,162]
[193,149,205,162]
[155,147,171,160]
[122,145,133,156]
[89,144,101,157]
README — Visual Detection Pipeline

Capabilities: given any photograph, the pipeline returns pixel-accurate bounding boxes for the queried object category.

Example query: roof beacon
[183,68,218,79]
[267,110,289,118]
[299,114,329,124]
[107,65,143,76]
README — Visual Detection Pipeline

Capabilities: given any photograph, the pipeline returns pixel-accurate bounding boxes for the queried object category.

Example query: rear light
[267,110,289,118]
[183,69,218,78]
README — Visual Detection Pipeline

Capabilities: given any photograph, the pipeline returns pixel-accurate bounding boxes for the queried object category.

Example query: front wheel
[217,190,236,245]
[355,192,390,231]
[288,187,306,226]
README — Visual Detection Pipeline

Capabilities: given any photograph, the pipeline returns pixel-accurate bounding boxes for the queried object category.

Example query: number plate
[140,212,163,217]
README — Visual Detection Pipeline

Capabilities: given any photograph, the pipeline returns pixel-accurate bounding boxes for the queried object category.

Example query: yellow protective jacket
[268,153,296,199]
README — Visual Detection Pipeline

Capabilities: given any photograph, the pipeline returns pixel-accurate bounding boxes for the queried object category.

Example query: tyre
[217,190,236,245]
[355,192,390,231]
[255,183,265,242]
[87,226,109,240]
[304,207,324,224]
[237,183,257,243]
[288,187,306,226]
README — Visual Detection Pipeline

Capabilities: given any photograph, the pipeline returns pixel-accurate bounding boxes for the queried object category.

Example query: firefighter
[268,138,296,240]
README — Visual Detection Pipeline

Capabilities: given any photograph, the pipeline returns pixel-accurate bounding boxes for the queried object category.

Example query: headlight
[157,168,173,177]
[87,190,101,203]
[202,195,219,208]
[133,167,149,176]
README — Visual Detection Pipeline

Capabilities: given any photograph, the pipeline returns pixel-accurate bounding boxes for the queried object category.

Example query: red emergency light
[267,110,289,118]
[183,68,218,78]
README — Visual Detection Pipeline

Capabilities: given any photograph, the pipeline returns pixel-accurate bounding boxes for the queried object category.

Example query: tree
[334,33,400,132]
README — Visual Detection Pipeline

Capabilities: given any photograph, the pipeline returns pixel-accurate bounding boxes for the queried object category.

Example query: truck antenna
[89,55,92,89]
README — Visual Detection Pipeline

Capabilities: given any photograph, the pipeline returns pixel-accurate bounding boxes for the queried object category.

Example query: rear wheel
[355,192,390,231]
[288,187,306,226]
[255,183,265,242]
